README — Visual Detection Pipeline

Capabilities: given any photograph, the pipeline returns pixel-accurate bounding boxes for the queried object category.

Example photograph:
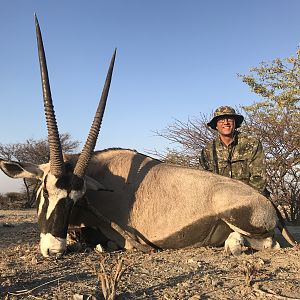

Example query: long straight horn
[73,49,116,179]
[35,15,64,177]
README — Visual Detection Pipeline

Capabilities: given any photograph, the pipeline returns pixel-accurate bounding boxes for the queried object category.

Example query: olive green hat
[207,106,244,130]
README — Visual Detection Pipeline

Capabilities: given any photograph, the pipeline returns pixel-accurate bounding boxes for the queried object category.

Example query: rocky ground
[0,209,300,300]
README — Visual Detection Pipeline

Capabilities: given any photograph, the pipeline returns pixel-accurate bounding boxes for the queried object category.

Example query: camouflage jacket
[199,131,267,194]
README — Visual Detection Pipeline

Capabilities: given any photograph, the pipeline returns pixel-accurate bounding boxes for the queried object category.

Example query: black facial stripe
[37,165,85,239]
[55,174,84,192]
[38,191,50,232]
[44,174,48,188]
[64,162,74,173]
[55,175,73,190]
[38,197,74,238]
[70,175,84,191]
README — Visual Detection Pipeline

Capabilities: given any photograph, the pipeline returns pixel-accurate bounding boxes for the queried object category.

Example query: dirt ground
[0,209,300,300]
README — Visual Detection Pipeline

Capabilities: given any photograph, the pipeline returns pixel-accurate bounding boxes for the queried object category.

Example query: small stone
[31,256,38,265]
[95,244,104,253]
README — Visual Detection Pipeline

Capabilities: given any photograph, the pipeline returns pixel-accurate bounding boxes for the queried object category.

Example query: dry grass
[1,210,300,299]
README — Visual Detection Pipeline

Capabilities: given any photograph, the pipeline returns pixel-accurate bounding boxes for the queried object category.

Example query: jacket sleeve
[248,140,267,194]
[199,146,213,172]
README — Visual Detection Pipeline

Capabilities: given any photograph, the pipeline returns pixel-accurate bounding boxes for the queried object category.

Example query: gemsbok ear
[0,161,44,179]
[85,175,107,191]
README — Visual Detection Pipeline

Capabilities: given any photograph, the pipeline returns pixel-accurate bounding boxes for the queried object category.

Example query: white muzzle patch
[40,233,66,257]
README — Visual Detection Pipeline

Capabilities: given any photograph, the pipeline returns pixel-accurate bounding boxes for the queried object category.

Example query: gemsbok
[0,16,297,257]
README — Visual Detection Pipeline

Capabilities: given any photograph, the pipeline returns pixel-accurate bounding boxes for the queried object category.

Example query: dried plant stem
[7,276,65,296]
[241,261,256,287]
[97,256,125,300]
[253,285,300,300]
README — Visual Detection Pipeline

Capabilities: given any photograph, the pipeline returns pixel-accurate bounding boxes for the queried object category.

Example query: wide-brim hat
[207,106,244,130]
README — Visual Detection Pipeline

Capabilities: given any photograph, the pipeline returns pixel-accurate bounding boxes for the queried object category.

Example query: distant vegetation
[0,192,28,209]
[0,133,79,208]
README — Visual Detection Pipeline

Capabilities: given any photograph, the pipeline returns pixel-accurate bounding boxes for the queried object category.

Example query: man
[199,106,267,195]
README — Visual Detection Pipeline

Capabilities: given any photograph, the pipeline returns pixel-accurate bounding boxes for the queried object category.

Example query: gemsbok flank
[0,16,297,258]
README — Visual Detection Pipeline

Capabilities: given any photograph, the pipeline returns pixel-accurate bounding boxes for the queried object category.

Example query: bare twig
[7,276,65,296]
[253,285,300,300]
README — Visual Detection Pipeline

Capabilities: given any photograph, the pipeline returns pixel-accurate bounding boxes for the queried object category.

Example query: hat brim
[207,114,244,130]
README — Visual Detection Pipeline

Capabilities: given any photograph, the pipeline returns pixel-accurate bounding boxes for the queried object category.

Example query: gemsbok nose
[40,233,67,257]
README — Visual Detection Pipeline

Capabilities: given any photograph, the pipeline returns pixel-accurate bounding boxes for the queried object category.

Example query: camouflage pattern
[207,106,244,129]
[214,105,238,116]
[200,131,267,194]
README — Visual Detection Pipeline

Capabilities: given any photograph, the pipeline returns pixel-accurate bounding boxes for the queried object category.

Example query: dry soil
[1,209,300,300]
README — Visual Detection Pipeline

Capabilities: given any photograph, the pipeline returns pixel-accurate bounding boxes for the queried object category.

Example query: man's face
[216,117,236,136]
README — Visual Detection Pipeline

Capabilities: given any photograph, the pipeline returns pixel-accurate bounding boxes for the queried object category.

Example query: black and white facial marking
[36,164,86,257]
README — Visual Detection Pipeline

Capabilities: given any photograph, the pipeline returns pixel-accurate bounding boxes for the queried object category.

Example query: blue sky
[1,0,300,193]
